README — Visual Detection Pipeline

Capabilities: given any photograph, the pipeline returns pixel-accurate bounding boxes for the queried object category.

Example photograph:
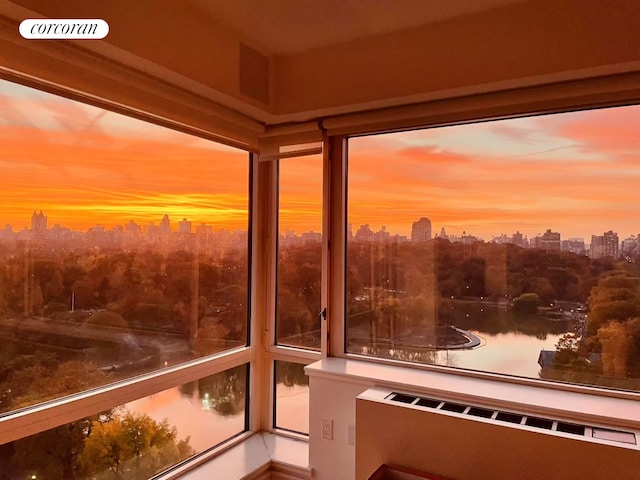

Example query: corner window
[276,155,323,350]
[0,364,248,479]
[0,78,252,477]
[346,105,640,392]
[0,79,250,414]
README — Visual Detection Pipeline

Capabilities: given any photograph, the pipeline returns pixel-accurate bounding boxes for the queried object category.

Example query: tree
[512,293,539,314]
[553,333,589,370]
[587,272,640,335]
[598,321,632,377]
[11,419,90,479]
[79,410,194,479]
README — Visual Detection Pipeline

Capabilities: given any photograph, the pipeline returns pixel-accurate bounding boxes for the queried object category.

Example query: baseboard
[271,460,313,480]
[242,461,312,480]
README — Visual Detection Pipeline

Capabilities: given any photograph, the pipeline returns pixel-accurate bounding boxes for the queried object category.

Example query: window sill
[162,432,311,480]
[305,357,640,430]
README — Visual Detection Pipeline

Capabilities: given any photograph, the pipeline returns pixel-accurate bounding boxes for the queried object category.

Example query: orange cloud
[347,106,640,240]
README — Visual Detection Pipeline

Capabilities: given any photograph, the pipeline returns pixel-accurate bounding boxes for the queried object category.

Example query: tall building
[354,224,374,242]
[159,214,171,234]
[178,218,192,233]
[562,238,586,254]
[411,217,432,242]
[621,235,638,255]
[512,231,526,247]
[590,231,620,259]
[540,229,561,253]
[30,210,47,235]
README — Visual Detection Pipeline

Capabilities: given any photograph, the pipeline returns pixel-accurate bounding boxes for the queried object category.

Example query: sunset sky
[1,79,639,241]
[349,105,640,241]
[0,79,249,231]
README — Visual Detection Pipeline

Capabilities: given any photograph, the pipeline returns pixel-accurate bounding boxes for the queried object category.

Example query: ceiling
[190,0,530,55]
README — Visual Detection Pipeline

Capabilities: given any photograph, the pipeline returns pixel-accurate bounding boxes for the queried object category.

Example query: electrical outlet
[348,424,356,446]
[322,418,333,440]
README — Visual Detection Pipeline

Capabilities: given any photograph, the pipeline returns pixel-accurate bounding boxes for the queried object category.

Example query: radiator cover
[356,386,640,480]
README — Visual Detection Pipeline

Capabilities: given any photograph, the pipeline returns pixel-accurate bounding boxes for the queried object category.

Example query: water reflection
[0,365,248,480]
[275,361,309,434]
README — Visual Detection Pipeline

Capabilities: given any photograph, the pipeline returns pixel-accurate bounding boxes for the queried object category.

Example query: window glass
[0,80,249,414]
[0,364,248,479]
[274,360,309,434]
[276,155,322,350]
[346,105,640,391]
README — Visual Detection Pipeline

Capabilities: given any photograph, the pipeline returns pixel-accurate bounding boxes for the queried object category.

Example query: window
[0,364,248,479]
[276,155,323,350]
[0,78,251,473]
[346,105,640,392]
[274,360,310,434]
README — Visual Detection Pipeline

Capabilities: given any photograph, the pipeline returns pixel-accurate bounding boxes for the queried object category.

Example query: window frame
[260,138,326,437]
[275,153,324,352]
[330,97,640,403]
[0,76,256,465]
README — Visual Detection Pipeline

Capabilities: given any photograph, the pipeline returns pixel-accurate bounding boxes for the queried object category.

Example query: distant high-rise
[512,231,525,247]
[540,229,561,253]
[178,218,192,234]
[562,238,586,254]
[31,210,47,235]
[160,214,171,234]
[411,217,432,242]
[590,231,619,259]
[354,224,374,242]
[439,227,448,239]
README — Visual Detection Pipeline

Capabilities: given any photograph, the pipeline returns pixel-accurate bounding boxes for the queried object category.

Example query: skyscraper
[159,214,171,235]
[30,210,47,235]
[590,231,619,259]
[178,218,192,234]
[540,229,561,253]
[411,217,432,242]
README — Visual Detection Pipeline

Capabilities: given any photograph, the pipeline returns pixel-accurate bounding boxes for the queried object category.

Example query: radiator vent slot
[468,406,494,419]
[441,402,467,413]
[386,392,636,445]
[525,416,554,430]
[557,422,585,436]
[496,411,523,424]
[392,394,417,404]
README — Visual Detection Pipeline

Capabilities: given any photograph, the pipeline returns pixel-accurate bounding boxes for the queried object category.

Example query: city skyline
[3,210,637,255]
[2,80,640,239]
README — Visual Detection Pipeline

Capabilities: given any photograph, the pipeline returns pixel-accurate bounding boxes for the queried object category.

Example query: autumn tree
[512,293,539,314]
[79,411,194,479]
[587,272,640,335]
[11,419,90,479]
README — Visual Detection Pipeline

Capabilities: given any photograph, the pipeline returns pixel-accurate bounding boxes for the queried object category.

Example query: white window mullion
[0,347,251,444]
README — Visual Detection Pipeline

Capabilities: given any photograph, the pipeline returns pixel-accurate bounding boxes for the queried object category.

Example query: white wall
[307,358,640,480]
[308,375,372,480]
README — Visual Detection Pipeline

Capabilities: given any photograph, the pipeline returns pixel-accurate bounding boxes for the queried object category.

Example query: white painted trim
[306,358,640,430]
[166,433,311,480]
[327,137,348,357]
[0,347,251,444]
[259,147,323,162]
[322,70,640,137]
[267,346,322,363]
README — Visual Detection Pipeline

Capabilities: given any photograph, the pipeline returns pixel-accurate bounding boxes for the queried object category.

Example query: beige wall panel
[274,0,640,115]
[356,399,640,480]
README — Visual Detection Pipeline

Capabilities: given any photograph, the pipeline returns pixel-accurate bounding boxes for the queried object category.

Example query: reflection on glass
[0,80,249,414]
[0,364,248,479]
[274,361,309,434]
[276,155,322,350]
[346,105,640,392]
